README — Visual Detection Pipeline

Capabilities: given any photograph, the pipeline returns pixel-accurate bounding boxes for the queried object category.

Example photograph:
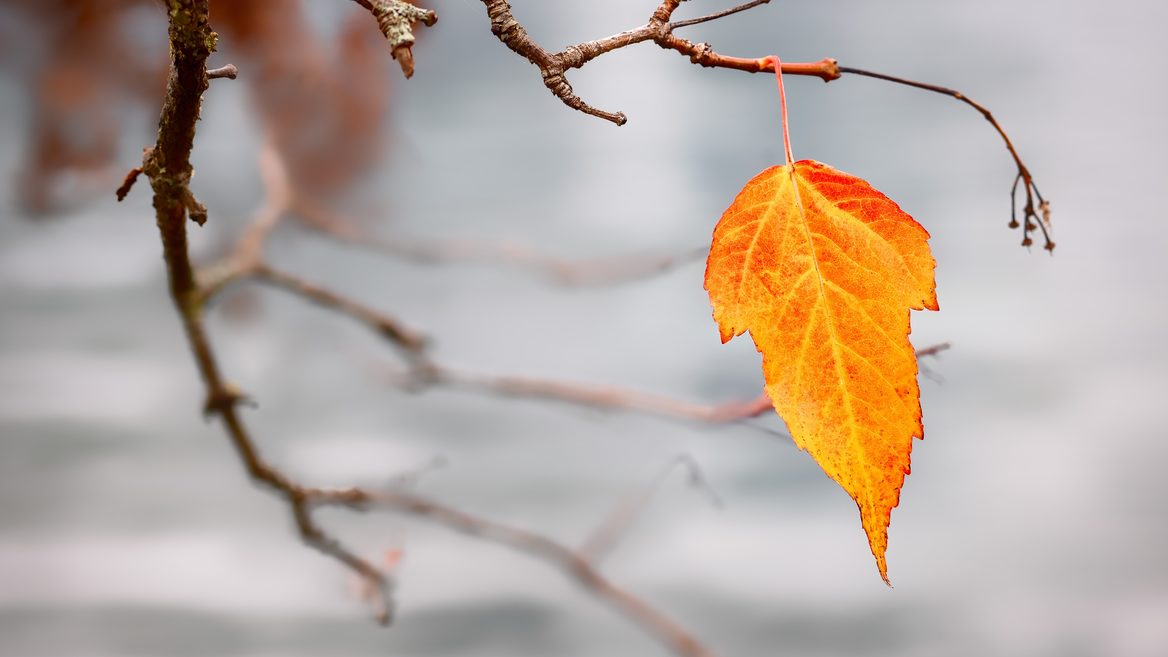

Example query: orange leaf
[705,160,938,582]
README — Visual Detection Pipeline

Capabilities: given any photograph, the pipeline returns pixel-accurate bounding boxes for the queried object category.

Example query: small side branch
[670,0,772,29]
[250,265,429,356]
[839,66,1053,251]
[206,63,238,80]
[377,344,952,429]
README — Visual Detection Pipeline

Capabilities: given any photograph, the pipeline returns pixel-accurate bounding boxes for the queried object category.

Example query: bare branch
[915,342,952,359]
[376,344,953,429]
[478,0,838,125]
[143,6,725,648]
[249,264,429,356]
[425,365,777,424]
[670,0,772,30]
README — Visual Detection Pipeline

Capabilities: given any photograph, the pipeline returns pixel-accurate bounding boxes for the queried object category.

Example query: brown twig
[206,63,238,80]
[670,0,773,29]
[115,165,142,201]
[423,365,776,424]
[250,264,429,355]
[478,0,839,125]
[838,66,1053,251]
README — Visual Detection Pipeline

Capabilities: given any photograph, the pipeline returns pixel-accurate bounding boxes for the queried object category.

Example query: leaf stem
[761,55,795,165]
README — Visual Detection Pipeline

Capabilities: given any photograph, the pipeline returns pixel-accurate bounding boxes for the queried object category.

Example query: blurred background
[1,1,1166,656]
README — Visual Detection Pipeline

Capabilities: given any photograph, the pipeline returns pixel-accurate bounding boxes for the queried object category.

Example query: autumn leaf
[705,159,938,581]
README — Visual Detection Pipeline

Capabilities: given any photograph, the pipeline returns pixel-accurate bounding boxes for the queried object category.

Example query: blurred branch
[295,196,708,286]
[313,487,722,657]
[405,365,777,423]
[581,454,723,564]
[374,343,949,430]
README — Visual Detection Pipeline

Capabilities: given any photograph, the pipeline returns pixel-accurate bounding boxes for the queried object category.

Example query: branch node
[203,384,255,419]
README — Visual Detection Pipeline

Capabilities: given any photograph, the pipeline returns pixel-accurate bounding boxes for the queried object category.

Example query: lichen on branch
[369,0,437,78]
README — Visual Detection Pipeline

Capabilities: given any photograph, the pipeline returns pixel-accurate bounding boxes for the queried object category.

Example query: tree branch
[137,5,726,651]
[371,344,951,433]
[141,0,396,625]
[478,0,839,126]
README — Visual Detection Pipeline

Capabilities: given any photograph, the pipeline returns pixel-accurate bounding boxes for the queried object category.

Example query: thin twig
[376,344,952,429]
[838,66,1053,251]
[206,64,238,80]
[428,365,777,424]
[581,454,723,563]
[670,0,772,30]
[915,342,951,359]
[250,264,429,355]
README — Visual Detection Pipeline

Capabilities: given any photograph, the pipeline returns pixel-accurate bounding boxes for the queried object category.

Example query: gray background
[2,1,1167,656]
